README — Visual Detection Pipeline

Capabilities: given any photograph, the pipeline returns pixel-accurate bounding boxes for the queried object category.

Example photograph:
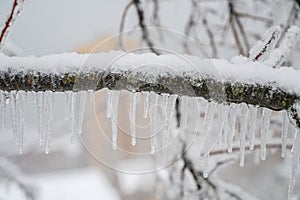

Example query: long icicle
[227,104,238,153]
[106,89,112,119]
[130,92,137,146]
[10,91,18,146]
[281,111,289,158]
[44,90,54,154]
[288,128,300,200]
[111,90,120,150]
[36,91,44,145]
[16,91,26,154]
[239,103,249,167]
[142,91,149,119]
[249,106,257,150]
[260,108,272,161]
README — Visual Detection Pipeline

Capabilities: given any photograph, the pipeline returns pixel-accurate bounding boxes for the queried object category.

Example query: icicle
[69,92,76,144]
[239,103,249,167]
[129,92,137,146]
[106,89,112,119]
[88,90,94,102]
[281,111,289,158]
[164,94,178,132]
[111,91,120,150]
[65,91,72,121]
[203,103,226,155]
[77,91,87,135]
[10,91,18,146]
[288,128,300,200]
[203,153,210,178]
[249,106,257,150]
[227,104,238,153]
[32,91,37,104]
[260,108,272,161]
[142,91,149,118]
[36,91,44,145]
[44,91,54,154]
[221,105,229,145]
[16,91,26,154]
[162,93,169,116]
[202,102,216,134]
[0,91,6,129]
[150,92,159,154]
[180,96,188,130]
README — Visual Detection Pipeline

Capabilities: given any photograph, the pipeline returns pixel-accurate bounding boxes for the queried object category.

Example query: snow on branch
[0,51,299,113]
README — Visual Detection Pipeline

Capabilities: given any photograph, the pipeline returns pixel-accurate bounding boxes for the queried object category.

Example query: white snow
[1,50,300,94]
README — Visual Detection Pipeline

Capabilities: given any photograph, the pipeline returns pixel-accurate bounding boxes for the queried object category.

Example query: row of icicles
[0,89,299,199]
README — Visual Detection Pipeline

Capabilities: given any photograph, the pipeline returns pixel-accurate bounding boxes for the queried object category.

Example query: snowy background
[0,0,300,200]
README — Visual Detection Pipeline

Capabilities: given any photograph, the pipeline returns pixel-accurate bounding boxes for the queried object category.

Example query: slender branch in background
[152,0,161,28]
[228,1,245,55]
[119,1,134,50]
[228,0,252,56]
[210,142,293,156]
[0,0,25,51]
[199,11,218,57]
[133,0,159,55]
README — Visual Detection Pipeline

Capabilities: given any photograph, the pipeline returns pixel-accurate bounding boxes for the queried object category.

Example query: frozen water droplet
[227,104,238,153]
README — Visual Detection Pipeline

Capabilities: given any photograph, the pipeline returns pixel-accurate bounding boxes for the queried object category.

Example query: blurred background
[0,0,300,200]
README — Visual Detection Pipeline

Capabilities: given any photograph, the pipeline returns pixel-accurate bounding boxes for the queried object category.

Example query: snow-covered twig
[264,26,300,68]
[0,0,26,51]
[249,26,282,61]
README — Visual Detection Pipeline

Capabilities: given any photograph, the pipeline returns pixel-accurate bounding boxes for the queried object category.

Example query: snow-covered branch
[0,51,299,113]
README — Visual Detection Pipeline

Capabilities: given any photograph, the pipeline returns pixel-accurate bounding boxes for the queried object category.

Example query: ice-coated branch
[264,26,300,68]
[0,52,300,113]
[0,0,26,50]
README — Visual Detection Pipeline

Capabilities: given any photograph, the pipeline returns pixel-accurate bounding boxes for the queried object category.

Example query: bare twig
[210,142,293,156]
[0,0,18,50]
[228,1,245,55]
[133,0,159,55]
[119,1,134,50]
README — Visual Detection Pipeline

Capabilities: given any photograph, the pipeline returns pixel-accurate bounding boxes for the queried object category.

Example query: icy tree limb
[0,0,26,50]
[0,51,299,113]
[0,65,298,112]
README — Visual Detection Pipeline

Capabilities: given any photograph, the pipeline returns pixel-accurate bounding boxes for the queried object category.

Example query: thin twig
[133,0,159,55]
[210,143,293,156]
[0,0,18,50]
[228,1,245,55]
[119,1,134,50]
